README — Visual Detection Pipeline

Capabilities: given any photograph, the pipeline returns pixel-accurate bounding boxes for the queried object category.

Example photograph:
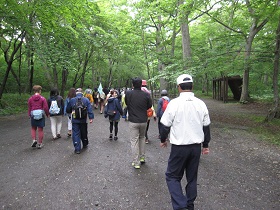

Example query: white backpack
[49,100,60,114]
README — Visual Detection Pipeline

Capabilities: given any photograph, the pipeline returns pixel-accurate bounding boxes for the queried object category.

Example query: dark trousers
[72,123,88,151]
[123,107,127,117]
[145,119,150,139]
[166,144,201,210]
[158,117,163,136]
[109,121,119,136]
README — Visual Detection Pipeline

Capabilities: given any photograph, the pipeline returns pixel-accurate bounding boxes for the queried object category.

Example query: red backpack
[162,98,169,112]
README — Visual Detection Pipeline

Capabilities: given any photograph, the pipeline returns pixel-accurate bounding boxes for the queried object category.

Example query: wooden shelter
[212,76,242,103]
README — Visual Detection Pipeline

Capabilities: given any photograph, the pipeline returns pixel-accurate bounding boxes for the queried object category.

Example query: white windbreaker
[160,92,210,145]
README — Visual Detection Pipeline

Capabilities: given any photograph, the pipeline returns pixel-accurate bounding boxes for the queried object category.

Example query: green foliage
[250,118,280,146]
[0,93,30,116]
[0,0,279,104]
[0,91,51,116]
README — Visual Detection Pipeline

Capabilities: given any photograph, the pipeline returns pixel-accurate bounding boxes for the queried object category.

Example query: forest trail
[0,98,279,210]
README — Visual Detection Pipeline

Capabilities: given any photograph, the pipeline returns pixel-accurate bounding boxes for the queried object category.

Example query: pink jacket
[28,94,50,117]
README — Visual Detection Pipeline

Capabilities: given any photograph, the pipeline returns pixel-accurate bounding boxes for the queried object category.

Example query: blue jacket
[66,93,94,123]
[64,97,70,115]
[104,97,123,121]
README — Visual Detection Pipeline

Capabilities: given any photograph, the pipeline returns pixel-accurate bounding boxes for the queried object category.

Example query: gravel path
[0,98,279,210]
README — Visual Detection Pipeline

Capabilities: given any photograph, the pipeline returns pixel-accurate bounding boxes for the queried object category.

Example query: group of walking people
[27,74,211,210]
[28,86,94,153]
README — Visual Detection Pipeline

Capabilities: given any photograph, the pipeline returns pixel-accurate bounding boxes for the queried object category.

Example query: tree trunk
[156,15,168,91]
[240,1,269,103]
[180,1,193,70]
[25,40,35,94]
[141,29,155,105]
[29,50,35,93]
[240,32,257,102]
[91,63,95,88]
[80,52,89,88]
[10,67,21,88]
[108,58,114,88]
[240,42,251,103]
[265,16,280,121]
[18,44,22,94]
[61,67,68,98]
[0,31,26,99]
[181,20,192,65]
[26,11,36,94]
[52,64,58,89]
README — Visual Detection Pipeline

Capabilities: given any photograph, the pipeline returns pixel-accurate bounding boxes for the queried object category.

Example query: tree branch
[190,0,223,23]
[204,11,246,38]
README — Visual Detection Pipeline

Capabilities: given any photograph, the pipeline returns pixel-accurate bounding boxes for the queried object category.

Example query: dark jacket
[125,88,152,123]
[47,95,64,116]
[66,93,94,123]
[104,97,123,121]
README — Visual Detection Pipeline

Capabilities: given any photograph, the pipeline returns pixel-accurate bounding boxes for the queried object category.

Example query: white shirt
[160,92,211,145]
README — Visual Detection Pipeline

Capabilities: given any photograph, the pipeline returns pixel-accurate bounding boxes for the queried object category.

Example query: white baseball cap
[176,74,193,85]
[76,88,83,93]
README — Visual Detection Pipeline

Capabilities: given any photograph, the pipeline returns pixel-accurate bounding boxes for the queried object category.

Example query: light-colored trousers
[67,114,72,131]
[129,122,147,166]
[50,115,62,138]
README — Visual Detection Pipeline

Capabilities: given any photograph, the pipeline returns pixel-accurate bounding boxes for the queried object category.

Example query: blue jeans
[166,144,201,210]
[72,123,88,151]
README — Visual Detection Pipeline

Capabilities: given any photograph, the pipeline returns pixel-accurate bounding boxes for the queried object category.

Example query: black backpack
[73,97,87,119]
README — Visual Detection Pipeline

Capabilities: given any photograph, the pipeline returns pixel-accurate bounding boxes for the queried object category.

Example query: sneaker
[114,136,118,141]
[140,157,145,164]
[67,133,71,137]
[31,140,37,147]
[37,143,43,149]
[74,150,81,154]
[134,165,140,169]
[132,162,141,169]
[83,142,88,149]
[145,139,149,144]
[109,134,113,140]
[56,134,61,139]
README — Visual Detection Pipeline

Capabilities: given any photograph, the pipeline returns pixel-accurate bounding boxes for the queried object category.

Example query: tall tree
[205,0,277,103]
[265,14,280,121]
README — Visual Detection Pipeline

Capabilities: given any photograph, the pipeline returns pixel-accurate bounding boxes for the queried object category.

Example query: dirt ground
[0,98,279,210]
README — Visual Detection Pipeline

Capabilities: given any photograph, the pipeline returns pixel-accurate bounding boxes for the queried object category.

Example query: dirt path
[0,98,279,210]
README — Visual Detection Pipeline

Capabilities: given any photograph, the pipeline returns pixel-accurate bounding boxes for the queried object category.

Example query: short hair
[33,85,42,93]
[50,88,59,96]
[132,77,142,89]
[179,83,193,90]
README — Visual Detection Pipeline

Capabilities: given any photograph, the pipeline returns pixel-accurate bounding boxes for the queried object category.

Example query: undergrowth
[249,116,280,146]
[0,92,49,116]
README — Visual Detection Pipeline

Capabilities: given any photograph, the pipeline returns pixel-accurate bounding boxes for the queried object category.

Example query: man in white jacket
[160,74,211,210]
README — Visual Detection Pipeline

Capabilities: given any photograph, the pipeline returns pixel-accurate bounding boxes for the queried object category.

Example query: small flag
[98,83,103,94]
